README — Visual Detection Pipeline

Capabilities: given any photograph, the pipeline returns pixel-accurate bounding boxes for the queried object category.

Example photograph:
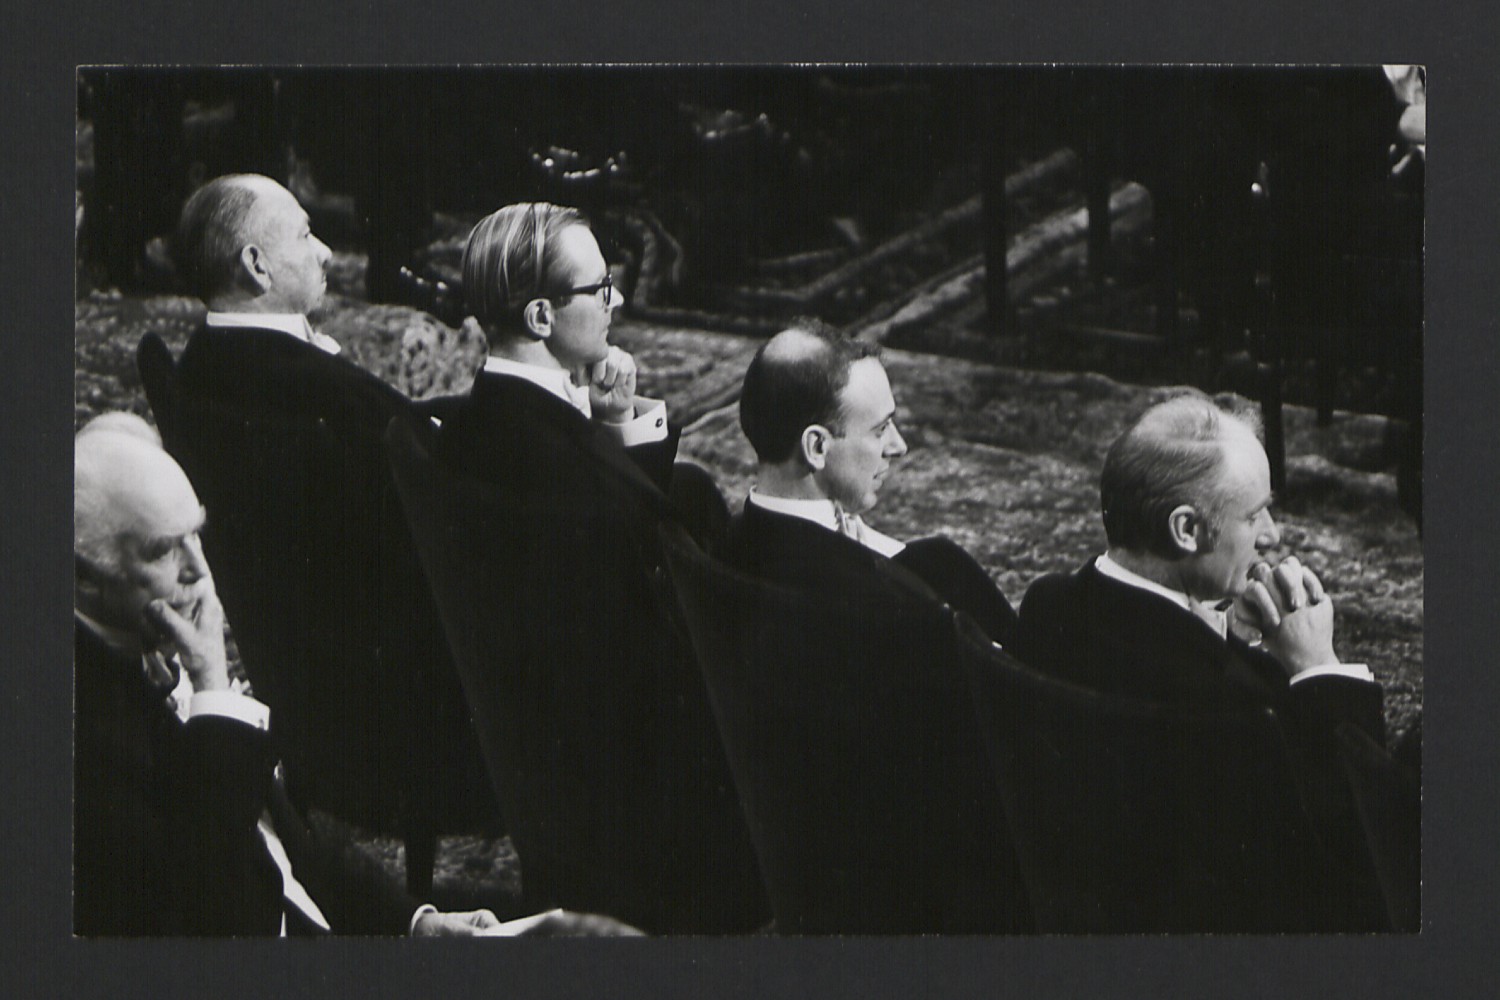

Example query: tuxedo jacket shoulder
[719,503,1017,645]
[438,370,681,499]
[176,322,415,420]
[1014,559,1383,736]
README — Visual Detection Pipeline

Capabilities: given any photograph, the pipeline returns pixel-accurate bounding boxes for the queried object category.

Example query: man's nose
[607,286,625,312]
[1259,513,1282,550]
[885,424,908,458]
[315,235,332,265]
[180,534,209,583]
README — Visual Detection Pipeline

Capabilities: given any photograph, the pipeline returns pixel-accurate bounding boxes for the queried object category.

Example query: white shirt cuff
[409,903,438,935]
[1289,663,1375,685]
[600,397,668,447]
[187,690,271,730]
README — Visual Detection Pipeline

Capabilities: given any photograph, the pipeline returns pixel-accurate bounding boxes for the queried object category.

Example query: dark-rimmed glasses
[557,273,614,307]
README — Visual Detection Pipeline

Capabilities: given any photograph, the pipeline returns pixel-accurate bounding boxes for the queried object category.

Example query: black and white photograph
[69,64,1425,943]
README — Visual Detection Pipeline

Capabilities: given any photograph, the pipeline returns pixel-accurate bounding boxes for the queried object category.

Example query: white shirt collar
[746,490,906,557]
[1095,552,1226,638]
[482,355,592,418]
[205,311,341,355]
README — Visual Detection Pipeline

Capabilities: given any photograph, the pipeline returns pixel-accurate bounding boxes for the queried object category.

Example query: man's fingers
[1302,565,1327,605]
[144,599,194,646]
[1249,562,1286,615]
[1242,580,1282,629]
[1273,556,1307,611]
[590,357,618,390]
[464,909,501,929]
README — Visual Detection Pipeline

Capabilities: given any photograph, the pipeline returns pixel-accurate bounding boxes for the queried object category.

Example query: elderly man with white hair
[73,414,638,937]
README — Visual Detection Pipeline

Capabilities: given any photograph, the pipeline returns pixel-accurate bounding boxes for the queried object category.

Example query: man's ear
[1166,504,1202,555]
[799,424,832,471]
[521,298,552,341]
[238,244,273,295]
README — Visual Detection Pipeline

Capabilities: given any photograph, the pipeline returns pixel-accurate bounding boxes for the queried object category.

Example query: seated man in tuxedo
[438,201,683,493]
[425,203,766,933]
[1011,391,1390,923]
[169,171,459,417]
[718,323,1018,646]
[159,171,491,846]
[73,415,638,937]
[174,172,341,366]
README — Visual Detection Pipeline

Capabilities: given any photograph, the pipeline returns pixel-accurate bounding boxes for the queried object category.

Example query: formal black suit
[427,370,768,933]
[716,499,1019,647]
[1012,558,1384,740]
[1012,558,1389,926]
[162,322,488,841]
[73,622,418,936]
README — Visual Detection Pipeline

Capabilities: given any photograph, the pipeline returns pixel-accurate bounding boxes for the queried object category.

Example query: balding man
[168,172,440,419]
[1011,392,1391,928]
[73,417,636,937]
[719,323,1018,646]
[1013,391,1382,722]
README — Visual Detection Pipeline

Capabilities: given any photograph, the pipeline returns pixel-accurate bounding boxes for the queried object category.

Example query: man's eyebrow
[138,531,184,554]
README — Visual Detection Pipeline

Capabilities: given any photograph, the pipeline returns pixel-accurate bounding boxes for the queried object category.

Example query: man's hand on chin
[144,588,230,692]
[1236,557,1340,676]
[587,346,639,424]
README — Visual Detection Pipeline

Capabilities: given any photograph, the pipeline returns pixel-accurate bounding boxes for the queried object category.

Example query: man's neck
[204,292,286,314]
[1105,547,1185,593]
[753,463,828,502]
[488,338,576,376]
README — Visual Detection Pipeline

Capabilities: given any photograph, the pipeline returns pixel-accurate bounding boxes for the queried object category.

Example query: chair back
[136,332,179,441]
[1336,722,1421,931]
[385,414,769,934]
[958,616,1348,932]
[661,521,1032,934]
[139,335,496,843]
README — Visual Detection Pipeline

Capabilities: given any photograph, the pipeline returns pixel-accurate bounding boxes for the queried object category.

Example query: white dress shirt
[1094,554,1373,685]
[745,490,907,558]
[481,355,668,446]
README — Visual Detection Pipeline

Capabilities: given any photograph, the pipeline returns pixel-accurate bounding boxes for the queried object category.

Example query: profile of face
[812,357,908,515]
[77,447,213,641]
[243,179,332,315]
[539,224,622,370]
[1179,424,1281,602]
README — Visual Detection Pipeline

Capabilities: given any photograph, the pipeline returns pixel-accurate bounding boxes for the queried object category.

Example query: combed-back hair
[462,202,587,342]
[173,173,266,302]
[1100,390,1264,556]
[739,320,882,465]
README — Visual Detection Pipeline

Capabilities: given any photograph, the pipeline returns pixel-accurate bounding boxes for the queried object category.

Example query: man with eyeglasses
[423,203,769,934]
[444,202,676,481]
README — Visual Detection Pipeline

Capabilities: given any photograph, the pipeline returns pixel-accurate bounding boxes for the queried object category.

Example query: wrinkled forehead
[105,460,203,550]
